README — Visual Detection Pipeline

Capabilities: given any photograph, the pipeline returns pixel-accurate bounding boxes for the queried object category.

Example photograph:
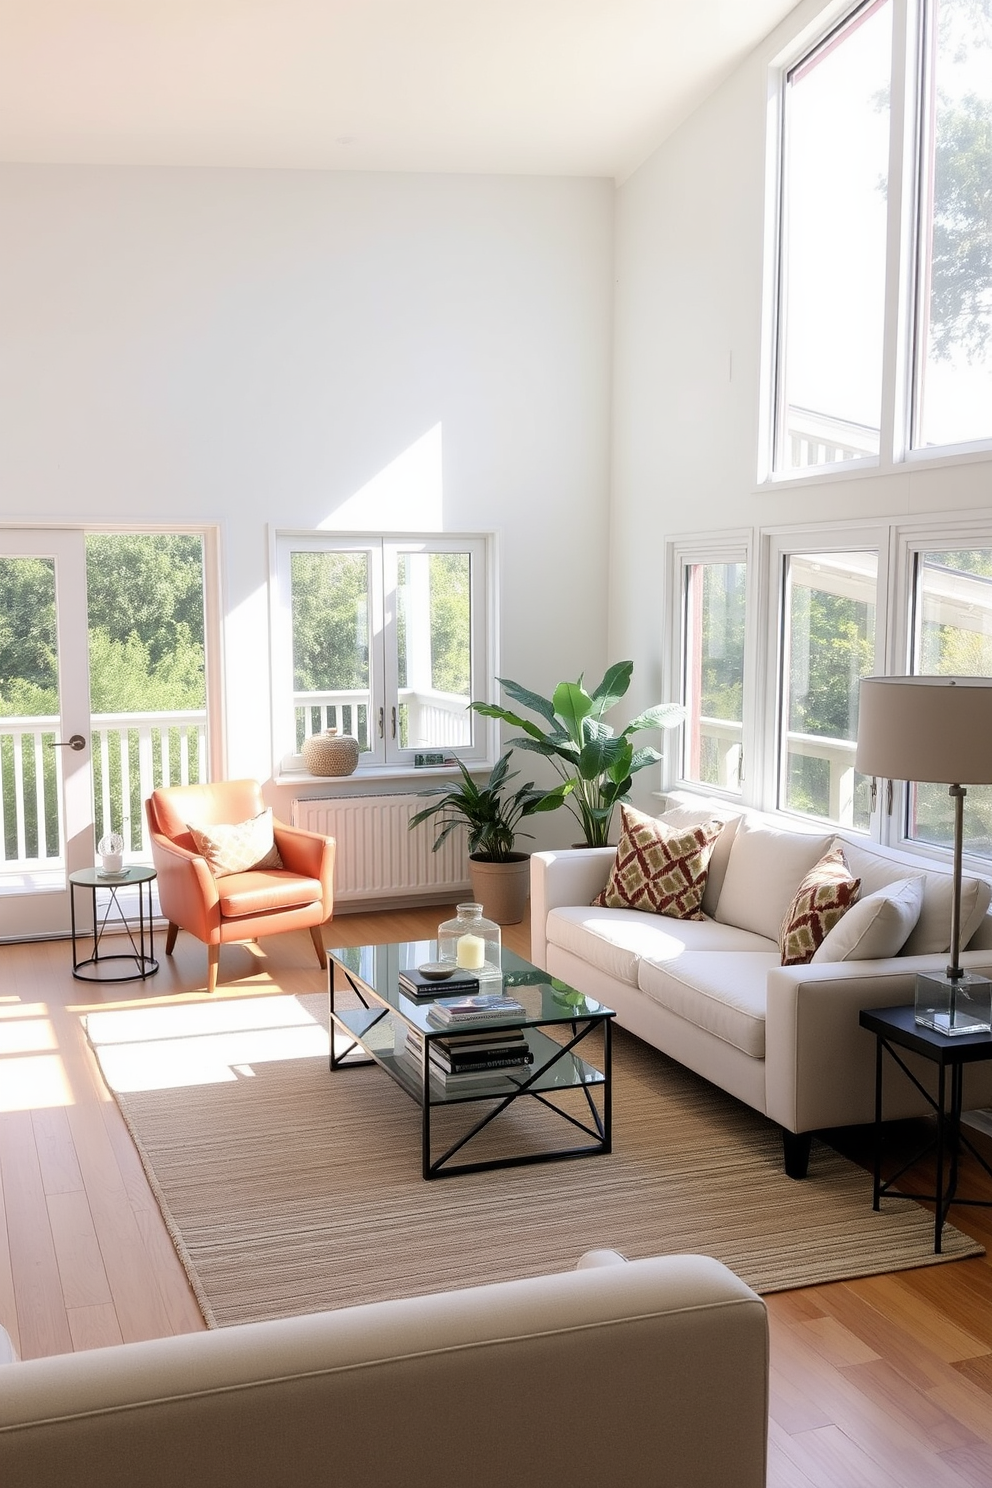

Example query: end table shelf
[69,866,159,983]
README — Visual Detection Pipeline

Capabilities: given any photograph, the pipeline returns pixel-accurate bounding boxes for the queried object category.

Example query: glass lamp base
[915,970,992,1036]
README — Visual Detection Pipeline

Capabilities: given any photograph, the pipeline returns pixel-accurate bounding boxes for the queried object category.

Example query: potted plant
[408,752,569,924]
[470,661,684,848]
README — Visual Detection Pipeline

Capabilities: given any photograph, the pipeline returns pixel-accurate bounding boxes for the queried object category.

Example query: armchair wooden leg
[165,922,179,955]
[207,944,220,994]
[309,925,328,970]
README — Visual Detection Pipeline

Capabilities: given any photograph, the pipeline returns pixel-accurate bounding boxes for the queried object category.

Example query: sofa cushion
[714,820,834,941]
[841,839,992,955]
[594,806,722,919]
[637,951,780,1058]
[812,876,925,962]
[188,808,284,878]
[546,906,775,988]
[657,798,743,917]
[780,847,861,966]
[216,870,322,918]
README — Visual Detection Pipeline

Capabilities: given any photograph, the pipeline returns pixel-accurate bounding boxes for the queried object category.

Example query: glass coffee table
[328,942,614,1179]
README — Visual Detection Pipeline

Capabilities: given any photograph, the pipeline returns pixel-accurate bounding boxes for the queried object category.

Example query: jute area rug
[84,991,982,1329]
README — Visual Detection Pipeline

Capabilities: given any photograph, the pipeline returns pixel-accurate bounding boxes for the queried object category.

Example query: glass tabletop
[328,942,613,1035]
[69,865,157,887]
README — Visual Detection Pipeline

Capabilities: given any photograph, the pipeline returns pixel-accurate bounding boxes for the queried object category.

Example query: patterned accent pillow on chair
[593,805,723,919]
[780,846,861,965]
[188,808,284,878]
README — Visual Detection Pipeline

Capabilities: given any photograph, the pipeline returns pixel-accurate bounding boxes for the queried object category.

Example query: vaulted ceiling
[0,0,800,180]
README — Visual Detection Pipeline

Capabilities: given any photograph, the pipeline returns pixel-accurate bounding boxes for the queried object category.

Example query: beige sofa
[0,1251,768,1488]
[532,795,992,1177]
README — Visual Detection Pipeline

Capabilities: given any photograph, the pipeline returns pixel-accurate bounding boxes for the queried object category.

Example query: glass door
[0,530,92,938]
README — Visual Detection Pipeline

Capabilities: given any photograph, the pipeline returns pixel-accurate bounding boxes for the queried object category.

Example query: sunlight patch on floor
[84,994,330,1093]
[0,1053,73,1111]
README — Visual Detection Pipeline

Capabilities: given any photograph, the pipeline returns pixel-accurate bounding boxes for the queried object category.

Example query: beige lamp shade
[855,676,992,785]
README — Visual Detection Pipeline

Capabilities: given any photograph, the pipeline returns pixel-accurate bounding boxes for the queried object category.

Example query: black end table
[859,1004,992,1252]
[69,865,159,982]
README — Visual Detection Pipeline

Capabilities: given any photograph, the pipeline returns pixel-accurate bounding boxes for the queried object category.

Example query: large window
[908,547,992,852]
[681,559,747,792]
[771,0,992,475]
[272,534,492,774]
[779,551,878,828]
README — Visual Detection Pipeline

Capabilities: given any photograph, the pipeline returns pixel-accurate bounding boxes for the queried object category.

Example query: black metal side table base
[70,867,159,983]
[860,1004,992,1253]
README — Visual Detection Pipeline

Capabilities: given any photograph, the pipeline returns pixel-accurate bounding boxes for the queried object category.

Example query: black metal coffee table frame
[329,944,614,1180]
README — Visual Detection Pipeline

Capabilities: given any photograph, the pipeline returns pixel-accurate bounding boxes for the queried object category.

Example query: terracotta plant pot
[467,852,531,926]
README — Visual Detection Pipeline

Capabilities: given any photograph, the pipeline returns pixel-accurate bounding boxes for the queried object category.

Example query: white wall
[611,0,992,802]
[0,165,614,843]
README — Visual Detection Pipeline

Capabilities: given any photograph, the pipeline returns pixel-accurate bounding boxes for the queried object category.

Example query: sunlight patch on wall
[322,424,443,531]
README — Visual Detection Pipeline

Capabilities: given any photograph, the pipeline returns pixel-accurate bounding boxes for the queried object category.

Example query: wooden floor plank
[66,1302,124,1353]
[32,1105,85,1195]
[46,1189,113,1311]
[0,1109,73,1359]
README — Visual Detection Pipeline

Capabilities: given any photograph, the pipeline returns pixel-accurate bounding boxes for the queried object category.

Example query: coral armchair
[145,780,335,993]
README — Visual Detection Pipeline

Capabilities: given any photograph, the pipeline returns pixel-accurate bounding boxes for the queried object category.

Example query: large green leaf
[623,702,686,734]
[588,661,633,715]
[493,677,559,727]
[553,681,594,745]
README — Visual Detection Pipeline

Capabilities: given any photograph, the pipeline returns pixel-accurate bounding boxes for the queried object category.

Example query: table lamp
[855,675,992,1036]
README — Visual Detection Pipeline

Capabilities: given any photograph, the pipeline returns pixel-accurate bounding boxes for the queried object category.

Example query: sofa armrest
[764,947,992,1133]
[530,848,616,970]
[273,823,335,914]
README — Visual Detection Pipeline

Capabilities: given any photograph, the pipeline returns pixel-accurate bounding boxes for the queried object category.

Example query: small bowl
[416,962,458,981]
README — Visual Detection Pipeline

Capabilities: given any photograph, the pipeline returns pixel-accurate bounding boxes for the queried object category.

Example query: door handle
[49,734,86,751]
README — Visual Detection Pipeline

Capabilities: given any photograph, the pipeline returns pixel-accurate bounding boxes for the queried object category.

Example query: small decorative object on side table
[859,1004,992,1252]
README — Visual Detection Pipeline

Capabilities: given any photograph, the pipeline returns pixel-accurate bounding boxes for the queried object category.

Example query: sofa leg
[782,1130,812,1179]
[207,944,220,994]
[165,922,179,955]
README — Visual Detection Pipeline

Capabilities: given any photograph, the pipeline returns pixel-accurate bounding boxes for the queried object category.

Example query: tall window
[914,0,992,448]
[681,561,746,792]
[273,534,491,773]
[771,0,992,474]
[779,551,878,827]
[776,0,892,472]
[908,548,992,851]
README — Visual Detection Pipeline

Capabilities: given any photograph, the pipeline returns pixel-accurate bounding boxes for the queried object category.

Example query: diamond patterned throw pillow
[593,805,723,919]
[187,808,284,878]
[780,846,861,966]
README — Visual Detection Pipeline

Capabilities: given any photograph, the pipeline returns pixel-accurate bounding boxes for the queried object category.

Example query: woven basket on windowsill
[301,729,360,777]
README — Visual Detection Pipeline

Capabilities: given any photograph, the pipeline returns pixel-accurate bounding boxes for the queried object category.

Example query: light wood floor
[3,905,992,1486]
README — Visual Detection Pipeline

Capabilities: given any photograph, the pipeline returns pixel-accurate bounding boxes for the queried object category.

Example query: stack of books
[395,1011,533,1094]
[426,992,526,1026]
[397,967,480,999]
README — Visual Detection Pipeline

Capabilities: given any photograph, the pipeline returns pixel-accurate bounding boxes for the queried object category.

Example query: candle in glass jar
[456,933,486,969]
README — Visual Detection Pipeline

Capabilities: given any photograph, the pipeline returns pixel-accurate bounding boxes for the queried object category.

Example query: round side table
[69,865,159,982]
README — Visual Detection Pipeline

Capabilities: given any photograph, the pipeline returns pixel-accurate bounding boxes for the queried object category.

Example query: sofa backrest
[0,1255,768,1488]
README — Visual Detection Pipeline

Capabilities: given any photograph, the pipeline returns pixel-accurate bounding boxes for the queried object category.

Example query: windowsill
[754,439,992,494]
[276,763,492,790]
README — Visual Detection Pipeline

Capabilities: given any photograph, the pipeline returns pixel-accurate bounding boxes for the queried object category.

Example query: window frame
[762,0,992,485]
[270,530,497,779]
[667,532,754,805]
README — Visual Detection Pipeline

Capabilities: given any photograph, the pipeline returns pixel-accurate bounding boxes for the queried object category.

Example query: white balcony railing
[693,716,865,828]
[294,689,470,754]
[0,710,207,875]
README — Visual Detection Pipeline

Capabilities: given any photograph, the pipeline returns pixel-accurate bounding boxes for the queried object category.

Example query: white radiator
[292,794,471,907]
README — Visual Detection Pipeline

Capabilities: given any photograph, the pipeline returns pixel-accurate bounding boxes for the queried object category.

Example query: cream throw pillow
[714,819,834,942]
[812,876,924,962]
[188,808,284,878]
